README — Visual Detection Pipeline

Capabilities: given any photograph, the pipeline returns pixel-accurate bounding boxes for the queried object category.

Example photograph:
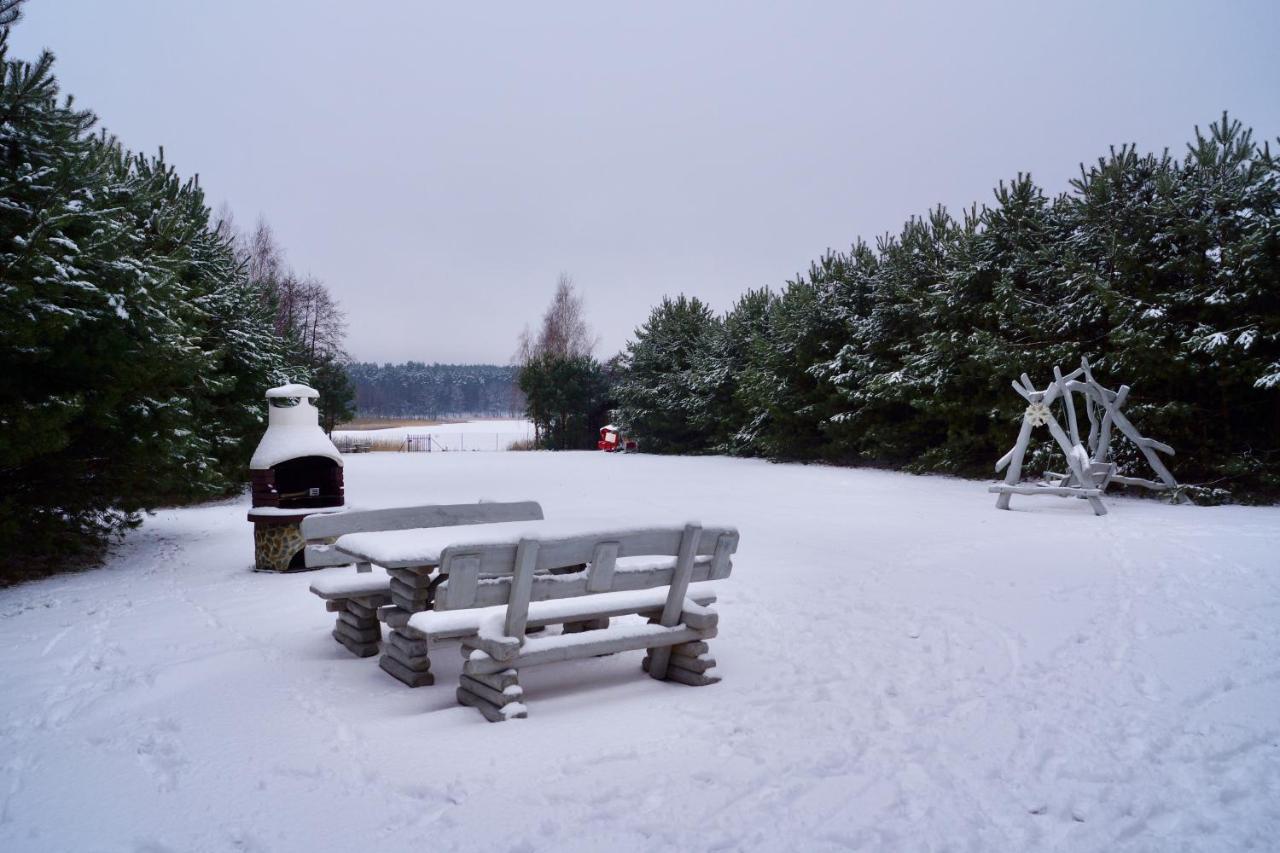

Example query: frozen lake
[333,418,534,452]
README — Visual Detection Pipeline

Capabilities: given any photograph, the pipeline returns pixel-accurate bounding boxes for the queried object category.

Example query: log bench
[303,501,544,665]
[309,570,395,657]
[405,522,738,721]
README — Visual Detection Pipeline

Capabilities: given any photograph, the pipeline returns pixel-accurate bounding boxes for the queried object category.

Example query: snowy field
[2,452,1278,852]
[333,418,533,451]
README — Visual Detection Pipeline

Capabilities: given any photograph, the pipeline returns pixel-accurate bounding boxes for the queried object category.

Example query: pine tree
[613,295,719,454]
[0,32,295,577]
[696,287,773,454]
[518,354,609,449]
[312,358,356,435]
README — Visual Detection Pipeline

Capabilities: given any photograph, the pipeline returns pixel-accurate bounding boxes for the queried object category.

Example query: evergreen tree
[312,358,356,435]
[695,287,774,454]
[518,354,610,450]
[613,295,720,454]
[0,31,296,579]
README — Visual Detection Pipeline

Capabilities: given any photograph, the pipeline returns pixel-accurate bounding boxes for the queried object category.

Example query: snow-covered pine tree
[731,269,845,460]
[0,32,295,575]
[0,33,141,566]
[191,213,295,477]
[696,287,774,455]
[613,295,720,454]
[1155,115,1278,493]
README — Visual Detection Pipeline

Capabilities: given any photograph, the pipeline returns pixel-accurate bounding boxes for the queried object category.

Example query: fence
[399,432,532,452]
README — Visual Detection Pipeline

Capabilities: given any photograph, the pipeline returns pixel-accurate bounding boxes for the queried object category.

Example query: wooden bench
[304,501,544,659]
[405,522,738,721]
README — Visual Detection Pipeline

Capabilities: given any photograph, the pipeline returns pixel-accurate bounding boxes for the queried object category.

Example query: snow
[248,424,344,469]
[266,384,319,398]
[1070,443,1091,468]
[333,418,534,451]
[517,619,693,653]
[2,452,1279,851]
[249,391,342,469]
[246,506,344,519]
[309,569,393,599]
[407,582,718,639]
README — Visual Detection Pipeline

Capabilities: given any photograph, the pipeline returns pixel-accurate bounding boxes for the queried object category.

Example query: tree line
[515,116,1278,502]
[608,115,1278,502]
[348,362,522,419]
[0,16,350,581]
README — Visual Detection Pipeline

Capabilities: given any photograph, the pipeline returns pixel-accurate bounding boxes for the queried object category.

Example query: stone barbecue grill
[247,384,345,571]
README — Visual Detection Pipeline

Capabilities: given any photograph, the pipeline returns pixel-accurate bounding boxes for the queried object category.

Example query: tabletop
[332,517,702,569]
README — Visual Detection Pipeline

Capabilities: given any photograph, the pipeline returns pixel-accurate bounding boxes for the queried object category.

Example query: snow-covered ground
[333,418,533,451]
[2,452,1277,852]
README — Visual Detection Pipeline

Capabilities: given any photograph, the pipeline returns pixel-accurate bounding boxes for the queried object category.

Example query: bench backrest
[301,500,545,568]
[434,523,738,622]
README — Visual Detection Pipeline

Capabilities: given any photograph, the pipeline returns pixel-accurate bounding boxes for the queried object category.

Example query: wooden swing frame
[990,357,1183,516]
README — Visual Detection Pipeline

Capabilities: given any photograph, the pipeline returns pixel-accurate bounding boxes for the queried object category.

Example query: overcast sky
[12,1,1280,364]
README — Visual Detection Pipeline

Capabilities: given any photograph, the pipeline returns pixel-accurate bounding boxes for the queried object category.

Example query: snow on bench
[300,501,543,661]
[309,568,394,599]
[332,518,732,569]
[301,500,545,569]
[407,580,720,642]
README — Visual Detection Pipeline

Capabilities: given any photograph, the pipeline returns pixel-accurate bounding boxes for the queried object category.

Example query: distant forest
[348,362,523,418]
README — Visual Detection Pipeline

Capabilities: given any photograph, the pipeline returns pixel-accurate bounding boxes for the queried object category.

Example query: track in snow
[1,452,1277,852]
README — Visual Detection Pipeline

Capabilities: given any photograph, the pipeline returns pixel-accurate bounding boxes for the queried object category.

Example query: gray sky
[12,1,1280,364]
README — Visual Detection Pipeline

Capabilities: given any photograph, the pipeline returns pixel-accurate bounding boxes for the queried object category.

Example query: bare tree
[220,213,347,369]
[294,276,347,363]
[212,202,237,242]
[513,274,601,446]
[242,218,285,293]
[516,273,597,366]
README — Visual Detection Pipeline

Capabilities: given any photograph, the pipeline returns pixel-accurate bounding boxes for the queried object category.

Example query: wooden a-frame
[990,357,1184,516]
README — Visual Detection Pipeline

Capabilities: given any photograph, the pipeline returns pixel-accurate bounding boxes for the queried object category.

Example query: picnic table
[330,517,731,687]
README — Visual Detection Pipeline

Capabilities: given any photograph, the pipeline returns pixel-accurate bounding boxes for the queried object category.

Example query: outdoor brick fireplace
[247,384,345,571]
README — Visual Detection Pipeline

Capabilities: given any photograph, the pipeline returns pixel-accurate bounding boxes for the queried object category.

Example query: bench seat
[407,581,719,641]
[309,569,393,600]
[463,620,717,677]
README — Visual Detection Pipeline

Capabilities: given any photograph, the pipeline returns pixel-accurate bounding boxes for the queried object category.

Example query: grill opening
[271,456,343,509]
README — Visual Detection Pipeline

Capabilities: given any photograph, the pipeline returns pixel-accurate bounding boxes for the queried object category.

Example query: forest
[611,115,1279,502]
[348,362,522,419]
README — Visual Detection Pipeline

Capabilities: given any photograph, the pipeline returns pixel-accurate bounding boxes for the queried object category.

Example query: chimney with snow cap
[247,383,345,571]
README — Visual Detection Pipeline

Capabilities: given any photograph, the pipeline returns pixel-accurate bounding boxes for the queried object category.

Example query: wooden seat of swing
[1047,461,1117,491]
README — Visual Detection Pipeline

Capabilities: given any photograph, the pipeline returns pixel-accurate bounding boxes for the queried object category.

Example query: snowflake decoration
[1024,402,1051,426]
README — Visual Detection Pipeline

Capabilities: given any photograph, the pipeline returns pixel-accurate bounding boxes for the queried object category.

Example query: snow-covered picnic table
[324,515,739,711]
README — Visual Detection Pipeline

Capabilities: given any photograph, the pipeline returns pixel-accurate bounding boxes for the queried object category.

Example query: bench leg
[330,598,382,658]
[455,662,527,722]
[378,628,435,687]
[643,641,721,686]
